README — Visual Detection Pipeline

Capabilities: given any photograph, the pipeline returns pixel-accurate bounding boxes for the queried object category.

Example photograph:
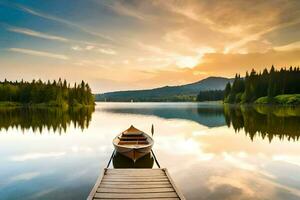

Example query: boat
[113,125,154,161]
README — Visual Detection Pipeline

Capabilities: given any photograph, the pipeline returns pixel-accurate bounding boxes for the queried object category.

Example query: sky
[0,0,300,93]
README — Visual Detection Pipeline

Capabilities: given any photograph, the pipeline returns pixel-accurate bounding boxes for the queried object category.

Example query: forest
[0,79,95,107]
[224,66,300,104]
[196,90,224,101]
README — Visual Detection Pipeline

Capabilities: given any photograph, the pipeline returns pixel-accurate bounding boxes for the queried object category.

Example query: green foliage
[196,90,224,101]
[224,82,231,99]
[235,92,243,103]
[275,94,300,105]
[225,66,300,104]
[254,96,271,104]
[255,94,300,105]
[0,79,95,107]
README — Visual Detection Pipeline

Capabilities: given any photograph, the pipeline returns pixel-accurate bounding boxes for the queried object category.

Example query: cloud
[71,45,116,55]
[154,1,300,53]
[5,25,110,49]
[156,0,202,22]
[85,45,95,50]
[10,152,66,161]
[8,27,69,42]
[9,172,40,181]
[196,49,300,75]
[12,3,113,41]
[71,46,83,51]
[103,0,155,21]
[71,45,95,51]
[1,1,300,92]
[224,17,300,53]
[9,48,69,60]
[107,1,146,20]
[98,48,116,55]
[274,41,300,52]
[137,49,300,88]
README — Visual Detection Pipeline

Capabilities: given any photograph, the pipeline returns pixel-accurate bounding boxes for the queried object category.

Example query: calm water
[1,103,300,200]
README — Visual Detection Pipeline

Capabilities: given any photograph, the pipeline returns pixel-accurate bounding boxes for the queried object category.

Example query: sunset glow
[0,0,300,92]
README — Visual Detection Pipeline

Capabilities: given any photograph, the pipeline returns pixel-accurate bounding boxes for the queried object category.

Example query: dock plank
[103,178,169,182]
[94,192,178,199]
[104,174,166,177]
[100,181,170,185]
[99,184,172,189]
[95,199,180,200]
[106,171,165,175]
[97,187,174,193]
[87,168,185,200]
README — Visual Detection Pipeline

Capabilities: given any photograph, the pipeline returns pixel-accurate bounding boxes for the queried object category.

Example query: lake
[0,102,300,200]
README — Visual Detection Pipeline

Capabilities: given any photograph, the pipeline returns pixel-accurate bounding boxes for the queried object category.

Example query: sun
[176,56,199,69]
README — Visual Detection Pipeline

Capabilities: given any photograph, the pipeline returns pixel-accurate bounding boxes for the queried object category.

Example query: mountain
[95,76,233,102]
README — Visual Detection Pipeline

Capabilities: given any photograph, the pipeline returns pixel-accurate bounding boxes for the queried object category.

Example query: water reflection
[224,105,300,142]
[100,103,226,127]
[1,103,300,200]
[0,107,95,133]
[112,152,154,168]
[101,103,300,142]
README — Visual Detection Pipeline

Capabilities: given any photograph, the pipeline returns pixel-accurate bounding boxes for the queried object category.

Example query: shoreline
[224,94,300,106]
[0,101,95,109]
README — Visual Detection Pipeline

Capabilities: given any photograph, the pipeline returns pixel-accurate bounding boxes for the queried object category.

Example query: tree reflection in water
[224,105,300,142]
[101,103,300,142]
[0,107,94,133]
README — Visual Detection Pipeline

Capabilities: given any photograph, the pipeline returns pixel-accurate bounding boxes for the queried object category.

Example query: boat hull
[113,144,153,161]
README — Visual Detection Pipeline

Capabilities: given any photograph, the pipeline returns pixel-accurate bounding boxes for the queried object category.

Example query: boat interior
[118,133,149,145]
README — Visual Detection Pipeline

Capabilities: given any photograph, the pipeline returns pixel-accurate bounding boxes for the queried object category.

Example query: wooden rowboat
[113,125,154,161]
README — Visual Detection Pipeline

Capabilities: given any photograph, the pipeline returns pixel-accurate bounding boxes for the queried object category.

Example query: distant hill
[95,76,233,102]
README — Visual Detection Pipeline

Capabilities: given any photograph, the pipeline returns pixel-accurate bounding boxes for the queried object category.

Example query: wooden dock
[87,168,185,200]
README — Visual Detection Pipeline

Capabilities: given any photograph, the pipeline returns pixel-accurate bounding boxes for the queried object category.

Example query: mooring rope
[106,149,116,168]
[151,149,161,168]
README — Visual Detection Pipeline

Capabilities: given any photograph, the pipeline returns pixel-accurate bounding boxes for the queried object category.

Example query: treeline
[224,66,300,103]
[0,79,94,107]
[196,90,224,102]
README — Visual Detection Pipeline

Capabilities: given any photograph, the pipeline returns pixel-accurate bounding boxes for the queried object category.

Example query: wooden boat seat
[122,133,143,137]
[120,138,147,142]
[119,136,147,140]
[118,141,149,145]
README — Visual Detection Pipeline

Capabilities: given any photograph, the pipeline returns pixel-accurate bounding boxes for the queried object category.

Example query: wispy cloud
[9,48,69,60]
[137,42,167,55]
[12,3,114,42]
[274,41,300,51]
[224,12,300,53]
[105,1,147,21]
[98,48,116,55]
[2,23,108,48]
[8,27,69,42]
[10,152,66,162]
[10,172,40,181]
[71,44,117,55]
